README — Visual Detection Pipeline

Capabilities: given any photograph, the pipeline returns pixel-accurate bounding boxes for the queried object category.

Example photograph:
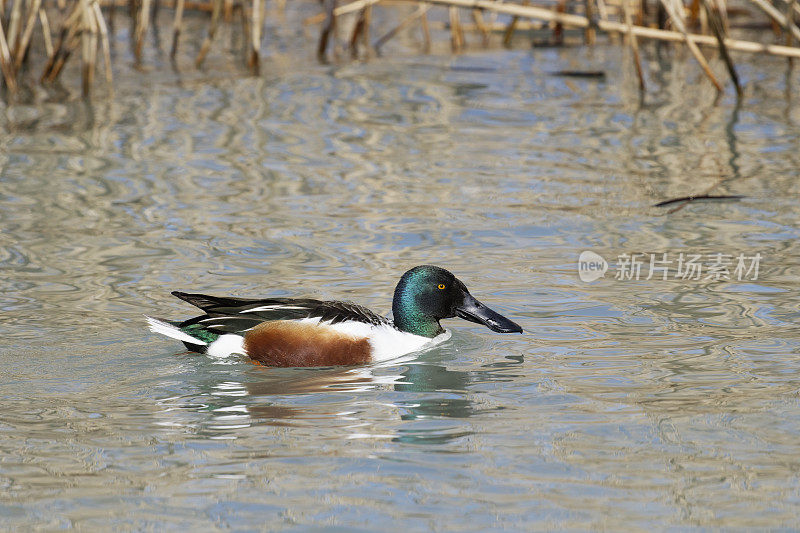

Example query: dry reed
[622,0,645,93]
[0,0,798,100]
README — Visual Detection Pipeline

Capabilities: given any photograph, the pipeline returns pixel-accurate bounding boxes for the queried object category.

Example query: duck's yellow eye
[438,284,446,290]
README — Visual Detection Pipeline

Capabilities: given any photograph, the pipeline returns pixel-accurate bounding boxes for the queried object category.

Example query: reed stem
[750,0,800,41]
[423,0,800,58]
[249,0,262,70]
[703,0,741,96]
[39,7,53,57]
[659,0,724,92]
[196,0,223,67]
[0,17,18,92]
[93,0,113,91]
[170,0,185,58]
[134,0,151,65]
[13,0,42,70]
[449,5,464,51]
[622,0,645,92]
[472,8,490,46]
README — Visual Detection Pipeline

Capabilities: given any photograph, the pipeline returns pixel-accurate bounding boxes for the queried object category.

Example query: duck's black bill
[456,294,523,333]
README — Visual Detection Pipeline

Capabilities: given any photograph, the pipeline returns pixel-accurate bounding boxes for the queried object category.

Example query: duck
[146,265,522,367]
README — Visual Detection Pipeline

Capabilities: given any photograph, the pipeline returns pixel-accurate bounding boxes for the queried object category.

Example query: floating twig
[654,194,745,207]
[549,69,605,77]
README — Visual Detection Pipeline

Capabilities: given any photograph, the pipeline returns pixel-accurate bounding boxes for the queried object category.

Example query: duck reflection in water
[187,350,525,444]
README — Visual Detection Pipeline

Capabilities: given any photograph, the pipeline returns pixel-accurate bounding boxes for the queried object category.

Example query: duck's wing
[171,291,392,334]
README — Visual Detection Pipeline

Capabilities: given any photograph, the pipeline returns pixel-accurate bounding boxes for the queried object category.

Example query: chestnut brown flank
[243,320,372,367]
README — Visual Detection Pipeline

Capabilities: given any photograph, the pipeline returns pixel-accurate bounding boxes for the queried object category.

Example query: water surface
[1,26,800,529]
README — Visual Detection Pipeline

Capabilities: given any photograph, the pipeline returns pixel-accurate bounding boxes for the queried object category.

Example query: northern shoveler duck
[146,265,522,367]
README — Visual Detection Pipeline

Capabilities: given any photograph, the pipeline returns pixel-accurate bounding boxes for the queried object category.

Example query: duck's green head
[391,265,523,338]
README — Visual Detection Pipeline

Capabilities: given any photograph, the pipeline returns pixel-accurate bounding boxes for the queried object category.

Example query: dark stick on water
[654,195,745,208]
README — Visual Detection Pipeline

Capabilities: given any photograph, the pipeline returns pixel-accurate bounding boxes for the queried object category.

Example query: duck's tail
[145,316,209,346]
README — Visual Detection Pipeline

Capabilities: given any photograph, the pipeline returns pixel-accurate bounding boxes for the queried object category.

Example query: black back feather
[172,291,391,335]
